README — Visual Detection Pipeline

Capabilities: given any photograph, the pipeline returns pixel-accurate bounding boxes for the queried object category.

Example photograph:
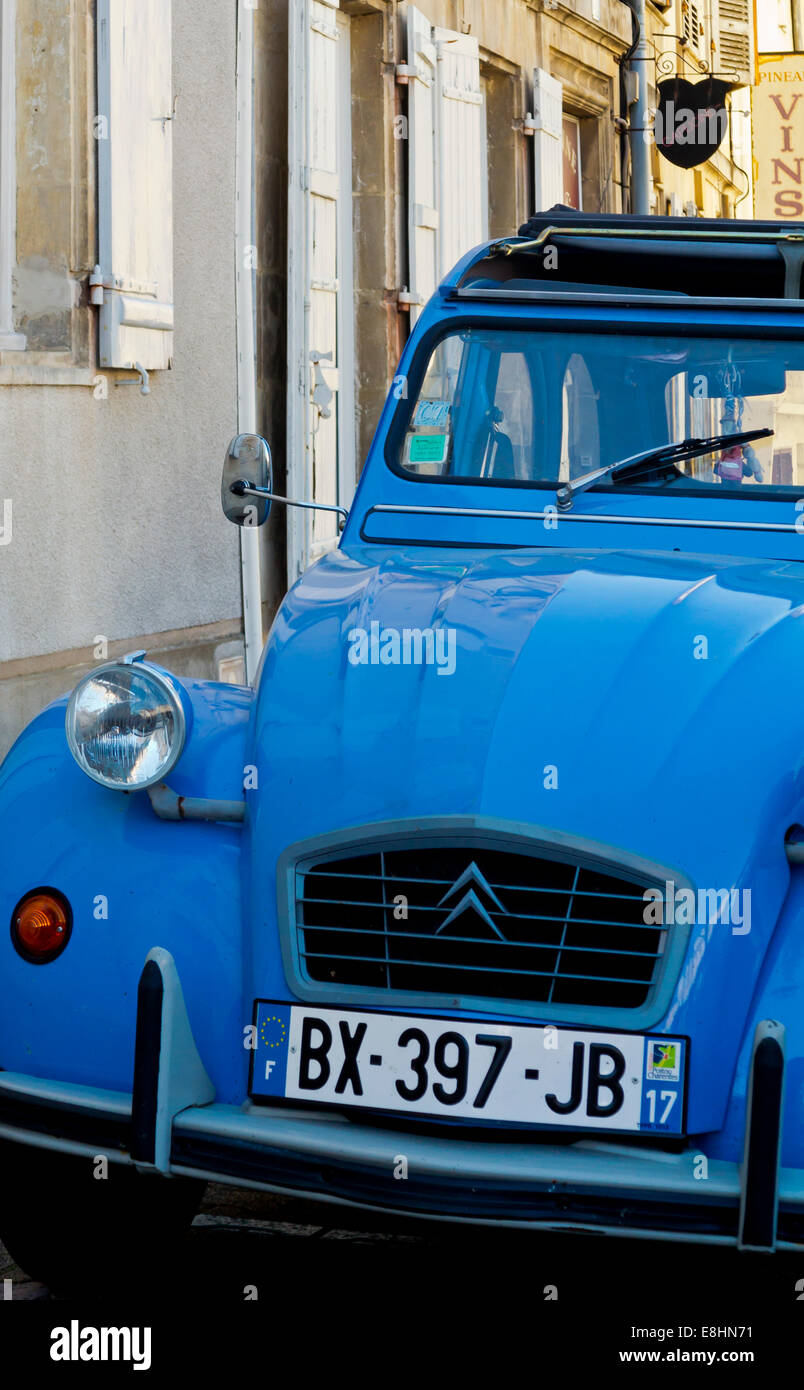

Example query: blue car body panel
[0,681,252,1099]
[4,227,804,1242]
[250,544,804,1161]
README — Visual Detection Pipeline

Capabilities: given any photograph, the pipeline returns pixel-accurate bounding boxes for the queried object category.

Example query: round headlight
[65,661,186,790]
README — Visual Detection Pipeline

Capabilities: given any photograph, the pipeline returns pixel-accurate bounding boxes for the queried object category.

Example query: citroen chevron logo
[436,862,506,939]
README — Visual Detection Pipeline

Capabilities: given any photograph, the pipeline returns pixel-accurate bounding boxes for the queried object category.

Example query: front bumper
[0,949,797,1249]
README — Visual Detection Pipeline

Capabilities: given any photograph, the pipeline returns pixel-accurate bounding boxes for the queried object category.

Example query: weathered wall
[415,0,630,90]
[13,0,93,361]
[0,0,243,756]
[342,0,631,470]
[343,0,630,480]
[349,5,403,474]
[540,3,628,215]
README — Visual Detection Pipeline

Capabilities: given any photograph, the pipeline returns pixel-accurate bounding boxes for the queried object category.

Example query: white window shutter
[712,0,754,88]
[433,27,487,280]
[682,0,706,56]
[532,68,563,213]
[96,0,174,370]
[287,0,352,583]
[405,5,438,324]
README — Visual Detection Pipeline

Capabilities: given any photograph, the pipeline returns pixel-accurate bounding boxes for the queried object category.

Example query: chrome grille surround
[276,819,692,1031]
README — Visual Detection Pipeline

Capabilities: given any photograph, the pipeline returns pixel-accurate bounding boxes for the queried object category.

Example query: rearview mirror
[221,433,272,527]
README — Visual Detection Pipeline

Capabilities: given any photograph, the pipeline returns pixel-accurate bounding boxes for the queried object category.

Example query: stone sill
[0,363,94,386]
[0,617,244,681]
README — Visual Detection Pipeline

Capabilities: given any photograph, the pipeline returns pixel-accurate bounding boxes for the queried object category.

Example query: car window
[397,327,804,495]
[560,353,600,481]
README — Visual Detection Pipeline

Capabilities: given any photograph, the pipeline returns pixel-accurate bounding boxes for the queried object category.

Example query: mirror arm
[230,480,349,522]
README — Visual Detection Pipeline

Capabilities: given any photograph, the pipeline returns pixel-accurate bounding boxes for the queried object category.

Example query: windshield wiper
[556,428,774,511]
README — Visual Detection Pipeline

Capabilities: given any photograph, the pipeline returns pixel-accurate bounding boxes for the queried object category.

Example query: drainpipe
[621,0,652,214]
[235,0,264,683]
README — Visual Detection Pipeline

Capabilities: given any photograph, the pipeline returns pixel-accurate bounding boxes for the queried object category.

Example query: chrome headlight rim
[65,659,188,791]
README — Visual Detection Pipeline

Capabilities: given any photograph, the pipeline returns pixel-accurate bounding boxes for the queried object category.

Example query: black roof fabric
[456,209,804,300]
[517,207,804,240]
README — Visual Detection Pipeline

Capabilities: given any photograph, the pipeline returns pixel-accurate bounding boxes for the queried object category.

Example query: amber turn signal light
[11,888,72,964]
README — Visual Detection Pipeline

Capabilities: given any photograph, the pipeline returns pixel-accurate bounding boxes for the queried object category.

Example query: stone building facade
[256,0,755,601]
[0,1,245,757]
[0,0,755,757]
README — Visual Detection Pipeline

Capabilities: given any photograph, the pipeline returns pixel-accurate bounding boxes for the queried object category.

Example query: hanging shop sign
[654,76,736,169]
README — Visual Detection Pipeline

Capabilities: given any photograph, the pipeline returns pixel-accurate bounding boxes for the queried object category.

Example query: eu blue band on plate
[254,1002,292,1096]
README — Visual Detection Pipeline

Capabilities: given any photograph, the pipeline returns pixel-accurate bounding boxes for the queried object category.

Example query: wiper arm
[556,429,774,511]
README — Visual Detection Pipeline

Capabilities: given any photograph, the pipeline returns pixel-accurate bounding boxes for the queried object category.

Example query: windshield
[397,328,804,496]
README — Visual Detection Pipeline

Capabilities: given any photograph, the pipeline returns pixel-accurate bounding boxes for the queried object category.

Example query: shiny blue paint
[246,544,804,1159]
[0,680,252,1101]
[3,246,804,1231]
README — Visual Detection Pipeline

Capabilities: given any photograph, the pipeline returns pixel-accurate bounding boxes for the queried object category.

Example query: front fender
[701,864,804,1169]
[0,678,253,1103]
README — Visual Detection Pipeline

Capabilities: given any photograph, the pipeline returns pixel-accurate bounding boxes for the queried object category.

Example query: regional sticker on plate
[250,1002,687,1136]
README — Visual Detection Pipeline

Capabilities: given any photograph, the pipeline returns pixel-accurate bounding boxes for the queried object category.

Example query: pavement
[3,1178,804,1310]
[0,1182,438,1302]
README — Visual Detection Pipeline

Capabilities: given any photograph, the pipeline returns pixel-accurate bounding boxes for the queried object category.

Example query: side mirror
[221,433,273,527]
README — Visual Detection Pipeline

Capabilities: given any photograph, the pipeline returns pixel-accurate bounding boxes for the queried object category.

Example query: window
[562,116,582,210]
[494,352,535,480]
[532,68,563,213]
[96,0,173,370]
[404,8,488,319]
[717,0,755,88]
[397,327,804,495]
[560,355,599,481]
[0,0,24,349]
[682,1,704,54]
[756,0,793,54]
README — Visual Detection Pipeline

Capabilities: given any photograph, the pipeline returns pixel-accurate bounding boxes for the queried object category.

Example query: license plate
[250,1002,687,1136]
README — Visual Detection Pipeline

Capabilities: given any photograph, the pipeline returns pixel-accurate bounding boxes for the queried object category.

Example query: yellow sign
[754,54,804,218]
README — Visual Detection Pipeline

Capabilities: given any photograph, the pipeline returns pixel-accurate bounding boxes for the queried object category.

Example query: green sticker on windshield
[409,434,448,464]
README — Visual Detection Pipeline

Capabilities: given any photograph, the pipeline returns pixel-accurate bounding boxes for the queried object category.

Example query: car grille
[296,845,665,1008]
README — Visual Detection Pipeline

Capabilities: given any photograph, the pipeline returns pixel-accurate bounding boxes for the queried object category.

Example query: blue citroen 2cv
[4,210,804,1284]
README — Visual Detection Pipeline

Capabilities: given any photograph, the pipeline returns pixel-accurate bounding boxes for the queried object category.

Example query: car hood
[247,545,804,1133]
